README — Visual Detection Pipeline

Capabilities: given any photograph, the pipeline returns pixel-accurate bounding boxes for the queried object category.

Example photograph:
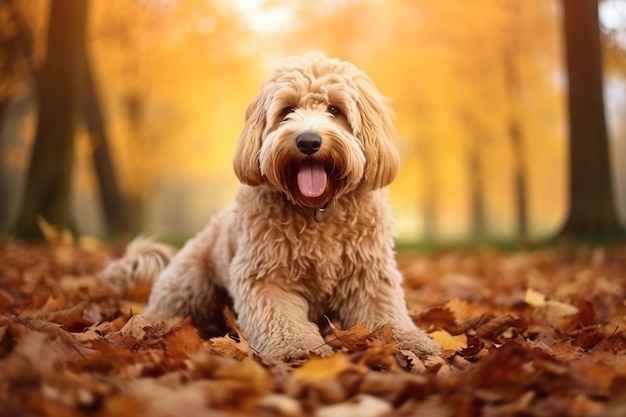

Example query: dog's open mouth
[296,160,327,198]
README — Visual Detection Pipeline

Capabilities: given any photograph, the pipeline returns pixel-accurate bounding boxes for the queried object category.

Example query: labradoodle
[101,52,441,362]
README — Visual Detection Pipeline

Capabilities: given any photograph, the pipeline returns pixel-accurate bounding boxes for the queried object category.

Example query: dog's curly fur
[101,52,441,361]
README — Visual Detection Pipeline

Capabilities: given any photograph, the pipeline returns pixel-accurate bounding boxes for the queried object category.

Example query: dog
[101,52,441,362]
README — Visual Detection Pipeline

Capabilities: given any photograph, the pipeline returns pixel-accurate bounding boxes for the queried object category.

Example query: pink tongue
[297,160,327,198]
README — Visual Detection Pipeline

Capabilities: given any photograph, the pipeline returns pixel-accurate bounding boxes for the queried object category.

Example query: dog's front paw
[395,328,442,359]
[263,336,334,361]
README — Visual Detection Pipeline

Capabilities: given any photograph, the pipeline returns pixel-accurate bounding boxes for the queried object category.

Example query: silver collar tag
[314,200,335,222]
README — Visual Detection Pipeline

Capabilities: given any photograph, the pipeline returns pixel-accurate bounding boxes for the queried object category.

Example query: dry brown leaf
[162,320,201,359]
[475,315,520,339]
[524,288,547,307]
[71,329,102,342]
[564,301,597,333]
[545,300,579,329]
[293,352,366,382]
[5,241,626,416]
[286,353,365,407]
[205,335,252,360]
[325,317,372,351]
[36,294,69,314]
[430,329,468,352]
[38,301,91,332]
[118,315,153,341]
[447,313,494,335]
[354,340,397,371]
[443,298,475,322]
[371,324,395,345]
[213,357,274,393]
[414,306,457,330]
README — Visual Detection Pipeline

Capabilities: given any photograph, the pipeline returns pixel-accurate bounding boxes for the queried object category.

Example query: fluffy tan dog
[101,52,441,362]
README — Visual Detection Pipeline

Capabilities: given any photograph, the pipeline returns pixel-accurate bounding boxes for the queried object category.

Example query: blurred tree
[0,0,38,229]
[502,0,529,247]
[2,0,129,237]
[13,0,89,239]
[461,111,487,240]
[559,0,624,239]
[83,55,130,235]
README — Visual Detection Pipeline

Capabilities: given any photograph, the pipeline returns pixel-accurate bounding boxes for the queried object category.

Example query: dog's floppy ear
[233,92,267,186]
[355,78,400,190]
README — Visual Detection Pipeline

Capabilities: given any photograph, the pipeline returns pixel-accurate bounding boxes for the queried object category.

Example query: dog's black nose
[296,133,322,155]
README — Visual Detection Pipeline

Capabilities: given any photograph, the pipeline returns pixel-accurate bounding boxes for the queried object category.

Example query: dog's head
[233,51,399,210]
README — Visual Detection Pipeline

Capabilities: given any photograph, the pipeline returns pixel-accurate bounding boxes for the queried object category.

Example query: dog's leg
[229,277,333,360]
[336,265,442,360]
[143,226,228,328]
[144,253,222,327]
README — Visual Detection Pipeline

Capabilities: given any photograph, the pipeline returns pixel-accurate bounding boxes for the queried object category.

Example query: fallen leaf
[4,241,626,416]
[205,335,252,360]
[414,306,457,330]
[162,320,201,359]
[371,324,395,345]
[448,313,494,335]
[565,301,597,332]
[430,329,467,352]
[119,315,153,341]
[354,340,397,371]
[443,298,476,322]
[475,315,520,339]
[545,300,579,328]
[524,288,547,307]
[325,317,372,351]
[286,352,367,407]
[293,352,365,382]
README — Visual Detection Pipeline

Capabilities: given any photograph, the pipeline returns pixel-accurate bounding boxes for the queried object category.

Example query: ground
[1,235,626,417]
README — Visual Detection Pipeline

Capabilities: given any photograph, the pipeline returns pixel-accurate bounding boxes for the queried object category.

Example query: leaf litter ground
[1,239,626,416]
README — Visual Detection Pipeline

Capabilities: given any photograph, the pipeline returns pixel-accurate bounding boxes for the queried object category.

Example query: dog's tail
[99,236,175,292]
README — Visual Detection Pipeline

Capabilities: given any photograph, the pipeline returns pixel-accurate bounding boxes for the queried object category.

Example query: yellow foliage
[17,0,574,239]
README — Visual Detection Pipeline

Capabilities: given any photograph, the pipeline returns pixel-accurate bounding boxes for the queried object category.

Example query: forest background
[1,0,625,245]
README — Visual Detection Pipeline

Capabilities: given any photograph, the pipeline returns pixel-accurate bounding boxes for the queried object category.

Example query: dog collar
[314,199,335,222]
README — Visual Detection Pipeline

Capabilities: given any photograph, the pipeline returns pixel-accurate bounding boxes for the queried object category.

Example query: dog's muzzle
[295,133,328,200]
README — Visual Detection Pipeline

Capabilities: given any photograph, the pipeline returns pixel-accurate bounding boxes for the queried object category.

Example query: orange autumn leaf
[5,238,626,416]
[293,352,366,382]
[371,324,396,346]
[205,335,252,360]
[414,306,457,330]
[475,315,521,339]
[325,316,372,352]
[430,329,468,352]
[163,320,202,359]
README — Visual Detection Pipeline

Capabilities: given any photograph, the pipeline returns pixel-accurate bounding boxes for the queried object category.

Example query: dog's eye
[327,105,340,116]
[282,107,296,119]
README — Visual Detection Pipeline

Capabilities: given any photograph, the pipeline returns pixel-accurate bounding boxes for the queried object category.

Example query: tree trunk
[510,121,528,247]
[13,0,89,239]
[418,137,438,242]
[502,51,529,248]
[83,55,131,236]
[462,112,486,241]
[559,0,623,240]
